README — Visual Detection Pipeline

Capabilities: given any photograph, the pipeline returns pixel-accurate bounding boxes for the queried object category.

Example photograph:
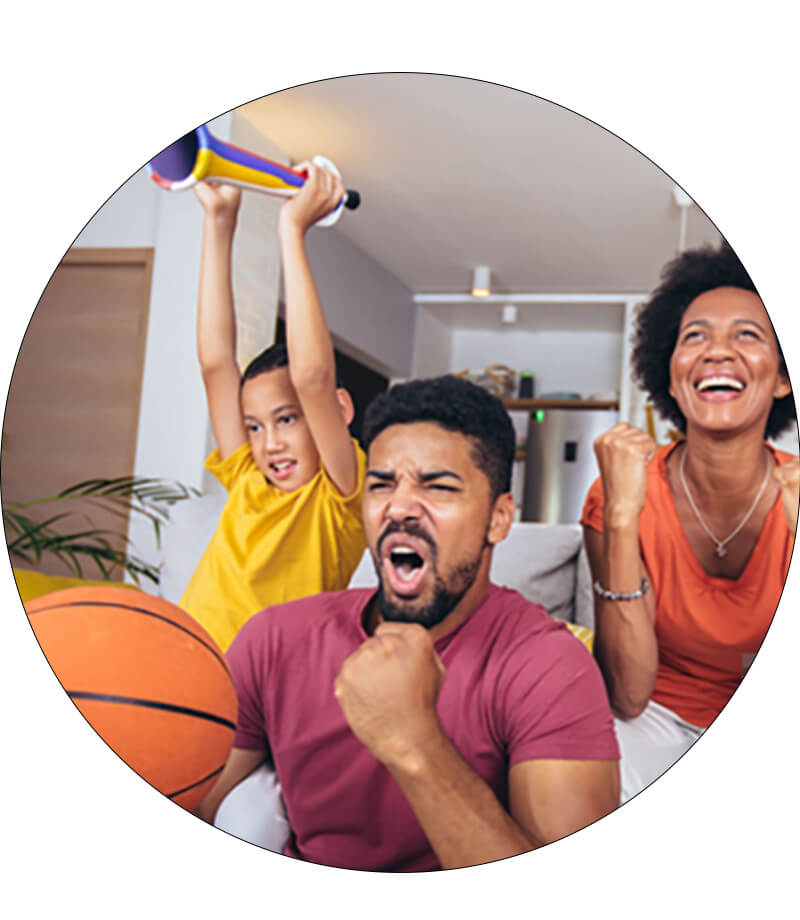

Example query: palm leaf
[3,475,196,585]
[5,512,76,557]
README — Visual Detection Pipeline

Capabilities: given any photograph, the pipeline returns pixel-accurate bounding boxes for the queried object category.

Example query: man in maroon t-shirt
[198,376,619,870]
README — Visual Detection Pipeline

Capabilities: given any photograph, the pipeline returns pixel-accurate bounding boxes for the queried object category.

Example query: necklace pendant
[715,544,727,559]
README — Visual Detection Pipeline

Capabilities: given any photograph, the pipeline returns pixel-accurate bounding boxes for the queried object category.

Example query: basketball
[25,585,238,812]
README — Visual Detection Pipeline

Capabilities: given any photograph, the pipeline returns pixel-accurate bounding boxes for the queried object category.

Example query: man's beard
[372,522,489,630]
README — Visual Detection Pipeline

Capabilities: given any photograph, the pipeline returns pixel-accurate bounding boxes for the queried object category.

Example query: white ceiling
[240,74,721,327]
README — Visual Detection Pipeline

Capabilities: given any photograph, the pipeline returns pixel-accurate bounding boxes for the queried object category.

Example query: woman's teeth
[695,376,744,392]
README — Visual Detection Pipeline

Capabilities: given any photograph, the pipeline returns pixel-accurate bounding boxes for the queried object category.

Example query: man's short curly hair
[632,241,796,439]
[362,375,516,499]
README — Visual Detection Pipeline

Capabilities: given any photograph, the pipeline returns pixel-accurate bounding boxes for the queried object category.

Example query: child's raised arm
[277,163,358,497]
[194,182,248,459]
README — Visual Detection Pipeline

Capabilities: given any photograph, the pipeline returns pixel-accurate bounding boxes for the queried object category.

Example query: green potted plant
[3,476,198,586]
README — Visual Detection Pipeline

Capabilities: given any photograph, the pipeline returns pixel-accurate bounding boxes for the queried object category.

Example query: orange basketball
[25,585,238,812]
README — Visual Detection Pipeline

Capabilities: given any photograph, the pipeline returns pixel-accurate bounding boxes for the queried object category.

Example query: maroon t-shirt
[227,583,618,872]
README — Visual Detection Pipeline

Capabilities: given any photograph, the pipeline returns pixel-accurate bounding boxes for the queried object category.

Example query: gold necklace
[679,446,771,559]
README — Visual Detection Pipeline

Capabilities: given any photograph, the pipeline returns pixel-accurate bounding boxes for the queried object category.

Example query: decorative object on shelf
[518,371,535,399]
[503,398,620,410]
[3,477,198,586]
[454,364,517,398]
[539,391,582,401]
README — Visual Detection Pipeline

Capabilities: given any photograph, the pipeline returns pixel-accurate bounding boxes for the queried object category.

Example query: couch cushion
[491,523,580,621]
[158,493,226,605]
[12,568,136,604]
[565,622,594,652]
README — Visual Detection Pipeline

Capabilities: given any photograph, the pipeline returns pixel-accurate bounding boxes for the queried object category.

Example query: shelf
[502,398,619,411]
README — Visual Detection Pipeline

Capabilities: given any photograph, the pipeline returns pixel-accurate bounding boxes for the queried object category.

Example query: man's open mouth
[390,546,425,580]
[380,533,433,597]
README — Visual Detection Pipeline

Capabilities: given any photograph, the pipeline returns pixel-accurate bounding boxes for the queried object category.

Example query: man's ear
[336,388,355,427]
[487,492,515,546]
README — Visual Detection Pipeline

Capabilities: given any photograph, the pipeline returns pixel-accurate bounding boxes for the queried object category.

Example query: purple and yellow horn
[147,124,360,226]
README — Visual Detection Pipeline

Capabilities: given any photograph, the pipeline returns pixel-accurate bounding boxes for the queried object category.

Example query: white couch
[158,491,595,630]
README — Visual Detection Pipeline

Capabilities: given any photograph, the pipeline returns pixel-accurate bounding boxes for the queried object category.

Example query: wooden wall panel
[2,248,154,577]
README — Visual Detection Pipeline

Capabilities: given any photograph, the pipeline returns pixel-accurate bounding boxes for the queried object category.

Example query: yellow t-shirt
[179,440,367,651]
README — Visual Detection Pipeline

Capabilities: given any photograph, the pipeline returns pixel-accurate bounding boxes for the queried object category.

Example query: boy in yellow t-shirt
[179,163,366,651]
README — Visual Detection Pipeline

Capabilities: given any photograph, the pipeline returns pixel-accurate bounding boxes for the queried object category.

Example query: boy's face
[240,367,321,491]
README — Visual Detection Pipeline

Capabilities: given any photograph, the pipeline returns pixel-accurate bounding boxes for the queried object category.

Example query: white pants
[615,700,704,804]
[214,763,289,852]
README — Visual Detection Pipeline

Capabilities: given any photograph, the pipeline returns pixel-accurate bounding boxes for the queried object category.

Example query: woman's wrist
[603,506,642,532]
[594,576,649,602]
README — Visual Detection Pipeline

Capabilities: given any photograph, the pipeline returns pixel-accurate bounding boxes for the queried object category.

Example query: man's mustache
[376,521,437,558]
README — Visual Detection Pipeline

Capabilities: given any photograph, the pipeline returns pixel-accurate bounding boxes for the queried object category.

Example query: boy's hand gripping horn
[147,124,360,227]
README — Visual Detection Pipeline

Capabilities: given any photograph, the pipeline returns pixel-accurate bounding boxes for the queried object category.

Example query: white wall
[449,326,623,398]
[412,307,452,378]
[304,226,416,379]
[74,167,159,248]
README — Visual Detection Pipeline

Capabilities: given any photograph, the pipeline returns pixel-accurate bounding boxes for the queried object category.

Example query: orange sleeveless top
[581,441,795,728]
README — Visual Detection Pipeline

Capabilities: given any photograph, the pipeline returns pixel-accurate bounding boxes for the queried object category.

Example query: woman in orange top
[582,241,799,803]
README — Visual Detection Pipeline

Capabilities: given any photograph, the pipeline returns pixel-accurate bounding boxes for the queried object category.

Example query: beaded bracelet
[593,577,650,602]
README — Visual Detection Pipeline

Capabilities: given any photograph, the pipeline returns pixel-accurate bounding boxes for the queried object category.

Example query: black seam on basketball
[166,764,225,800]
[68,690,237,730]
[29,600,230,675]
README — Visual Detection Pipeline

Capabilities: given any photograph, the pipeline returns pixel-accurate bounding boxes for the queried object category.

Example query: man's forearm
[385,728,537,870]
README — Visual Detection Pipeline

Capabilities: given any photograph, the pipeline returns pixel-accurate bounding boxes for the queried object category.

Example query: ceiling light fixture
[471,265,491,297]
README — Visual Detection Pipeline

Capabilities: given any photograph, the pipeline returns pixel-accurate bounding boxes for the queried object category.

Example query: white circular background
[2,4,797,916]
